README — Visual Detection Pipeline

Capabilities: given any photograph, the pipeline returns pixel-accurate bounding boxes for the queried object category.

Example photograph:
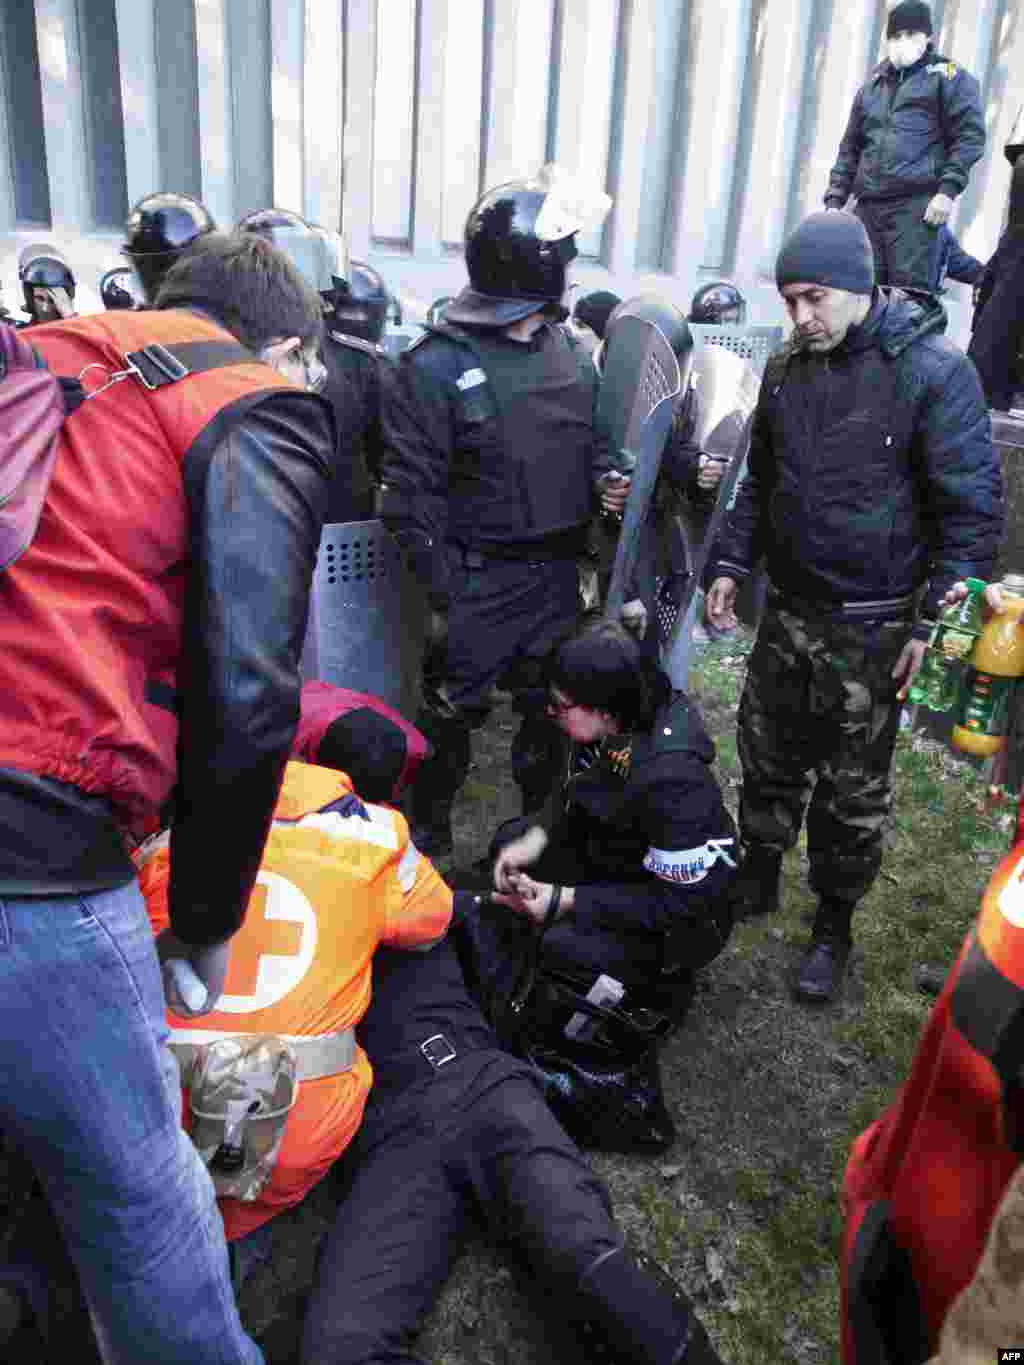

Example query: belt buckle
[420,1033,457,1069]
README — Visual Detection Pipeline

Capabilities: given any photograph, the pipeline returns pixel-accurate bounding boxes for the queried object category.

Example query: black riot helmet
[100,266,146,311]
[122,192,216,302]
[330,260,389,343]
[597,294,693,378]
[236,207,335,295]
[18,243,75,313]
[446,165,612,328]
[689,281,747,326]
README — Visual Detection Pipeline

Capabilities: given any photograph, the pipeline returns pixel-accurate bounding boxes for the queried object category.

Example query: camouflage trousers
[737,599,912,905]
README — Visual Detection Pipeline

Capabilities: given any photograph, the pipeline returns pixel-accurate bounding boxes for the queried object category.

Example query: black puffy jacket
[826,48,984,206]
[710,289,1003,624]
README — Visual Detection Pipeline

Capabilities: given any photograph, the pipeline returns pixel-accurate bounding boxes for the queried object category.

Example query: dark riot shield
[300,520,424,719]
[600,314,686,619]
[661,409,753,688]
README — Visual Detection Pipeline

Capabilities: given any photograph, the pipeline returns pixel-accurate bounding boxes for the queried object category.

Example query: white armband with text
[643,838,736,886]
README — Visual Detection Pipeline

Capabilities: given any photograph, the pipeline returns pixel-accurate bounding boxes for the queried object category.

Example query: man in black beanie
[824,0,985,292]
[705,210,1003,1003]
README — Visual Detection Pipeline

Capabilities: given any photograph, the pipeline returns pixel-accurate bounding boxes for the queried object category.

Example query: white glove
[156,931,234,1018]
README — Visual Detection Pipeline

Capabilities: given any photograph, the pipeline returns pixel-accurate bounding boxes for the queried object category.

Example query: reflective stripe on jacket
[138,760,452,1240]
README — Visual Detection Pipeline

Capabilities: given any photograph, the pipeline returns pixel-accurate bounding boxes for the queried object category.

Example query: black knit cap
[775,211,875,296]
[887,2,933,37]
[316,708,407,802]
[573,290,621,339]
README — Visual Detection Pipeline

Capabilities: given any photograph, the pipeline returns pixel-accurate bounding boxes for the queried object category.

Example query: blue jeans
[0,882,263,1365]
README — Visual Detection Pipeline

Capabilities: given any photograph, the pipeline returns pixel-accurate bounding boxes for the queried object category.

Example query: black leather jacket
[0,383,333,947]
[826,47,984,205]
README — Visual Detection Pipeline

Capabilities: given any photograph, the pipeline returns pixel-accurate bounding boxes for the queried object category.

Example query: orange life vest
[0,309,292,833]
[138,760,452,1240]
[841,832,1024,1363]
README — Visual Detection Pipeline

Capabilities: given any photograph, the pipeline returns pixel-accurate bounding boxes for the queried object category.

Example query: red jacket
[0,309,333,944]
[841,829,1024,1363]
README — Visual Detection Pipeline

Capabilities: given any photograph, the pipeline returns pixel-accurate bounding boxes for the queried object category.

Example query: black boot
[728,846,782,920]
[793,898,854,1004]
[567,1246,727,1364]
[408,708,472,862]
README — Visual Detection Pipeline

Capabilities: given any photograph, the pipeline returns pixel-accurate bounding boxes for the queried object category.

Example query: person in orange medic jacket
[841,786,1024,1363]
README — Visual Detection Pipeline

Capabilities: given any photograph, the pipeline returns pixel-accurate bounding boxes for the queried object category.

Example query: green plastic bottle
[908,577,986,712]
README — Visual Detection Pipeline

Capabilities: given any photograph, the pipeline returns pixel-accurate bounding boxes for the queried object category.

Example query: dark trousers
[411,555,579,832]
[737,601,910,905]
[855,194,939,291]
[301,1052,620,1365]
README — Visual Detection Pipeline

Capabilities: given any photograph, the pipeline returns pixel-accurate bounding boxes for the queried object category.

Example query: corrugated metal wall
[0,0,1021,344]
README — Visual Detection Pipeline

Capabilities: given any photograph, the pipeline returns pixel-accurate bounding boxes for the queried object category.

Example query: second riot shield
[599,299,690,620]
[300,520,425,719]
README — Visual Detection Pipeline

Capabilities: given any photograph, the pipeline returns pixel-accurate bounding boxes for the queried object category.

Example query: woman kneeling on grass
[460,620,737,1024]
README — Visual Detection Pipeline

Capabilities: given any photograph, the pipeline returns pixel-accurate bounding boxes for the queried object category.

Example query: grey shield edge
[300,520,425,718]
[601,315,685,620]
[662,411,753,688]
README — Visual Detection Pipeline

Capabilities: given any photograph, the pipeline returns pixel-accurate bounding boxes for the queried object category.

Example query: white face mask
[888,33,928,69]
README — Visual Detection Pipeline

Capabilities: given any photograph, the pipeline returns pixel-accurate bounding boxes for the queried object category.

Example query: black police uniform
[473,692,736,996]
[300,937,724,1365]
[321,328,391,523]
[825,47,985,291]
[380,319,604,844]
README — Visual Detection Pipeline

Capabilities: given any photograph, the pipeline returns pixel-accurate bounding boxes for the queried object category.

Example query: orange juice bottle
[952,574,1024,757]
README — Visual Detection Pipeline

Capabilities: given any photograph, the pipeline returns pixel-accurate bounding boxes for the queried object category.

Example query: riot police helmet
[330,260,390,343]
[236,207,335,295]
[689,281,747,326]
[18,243,76,312]
[99,266,146,311]
[446,164,612,328]
[122,192,216,302]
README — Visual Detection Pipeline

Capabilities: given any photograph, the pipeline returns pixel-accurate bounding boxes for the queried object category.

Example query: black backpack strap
[125,340,257,391]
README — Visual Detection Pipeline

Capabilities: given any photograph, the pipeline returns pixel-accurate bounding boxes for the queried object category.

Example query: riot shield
[600,307,688,619]
[300,520,425,718]
[1006,103,1024,166]
[674,344,761,571]
[661,411,753,688]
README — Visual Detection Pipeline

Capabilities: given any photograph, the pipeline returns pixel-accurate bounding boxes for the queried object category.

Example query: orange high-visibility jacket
[138,760,452,1240]
[841,833,1024,1364]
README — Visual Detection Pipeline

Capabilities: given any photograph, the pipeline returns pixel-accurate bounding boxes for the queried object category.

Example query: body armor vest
[441,323,596,546]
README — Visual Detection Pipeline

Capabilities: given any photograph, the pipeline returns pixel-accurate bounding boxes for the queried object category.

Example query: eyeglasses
[547,692,578,718]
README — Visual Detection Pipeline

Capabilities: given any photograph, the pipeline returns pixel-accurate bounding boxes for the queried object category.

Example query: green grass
[678,644,1014,1363]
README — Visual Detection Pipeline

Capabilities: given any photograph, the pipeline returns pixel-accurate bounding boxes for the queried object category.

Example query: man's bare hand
[597,471,631,515]
[923,192,954,227]
[696,454,727,492]
[706,576,739,632]
[893,638,929,701]
[941,579,1002,616]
